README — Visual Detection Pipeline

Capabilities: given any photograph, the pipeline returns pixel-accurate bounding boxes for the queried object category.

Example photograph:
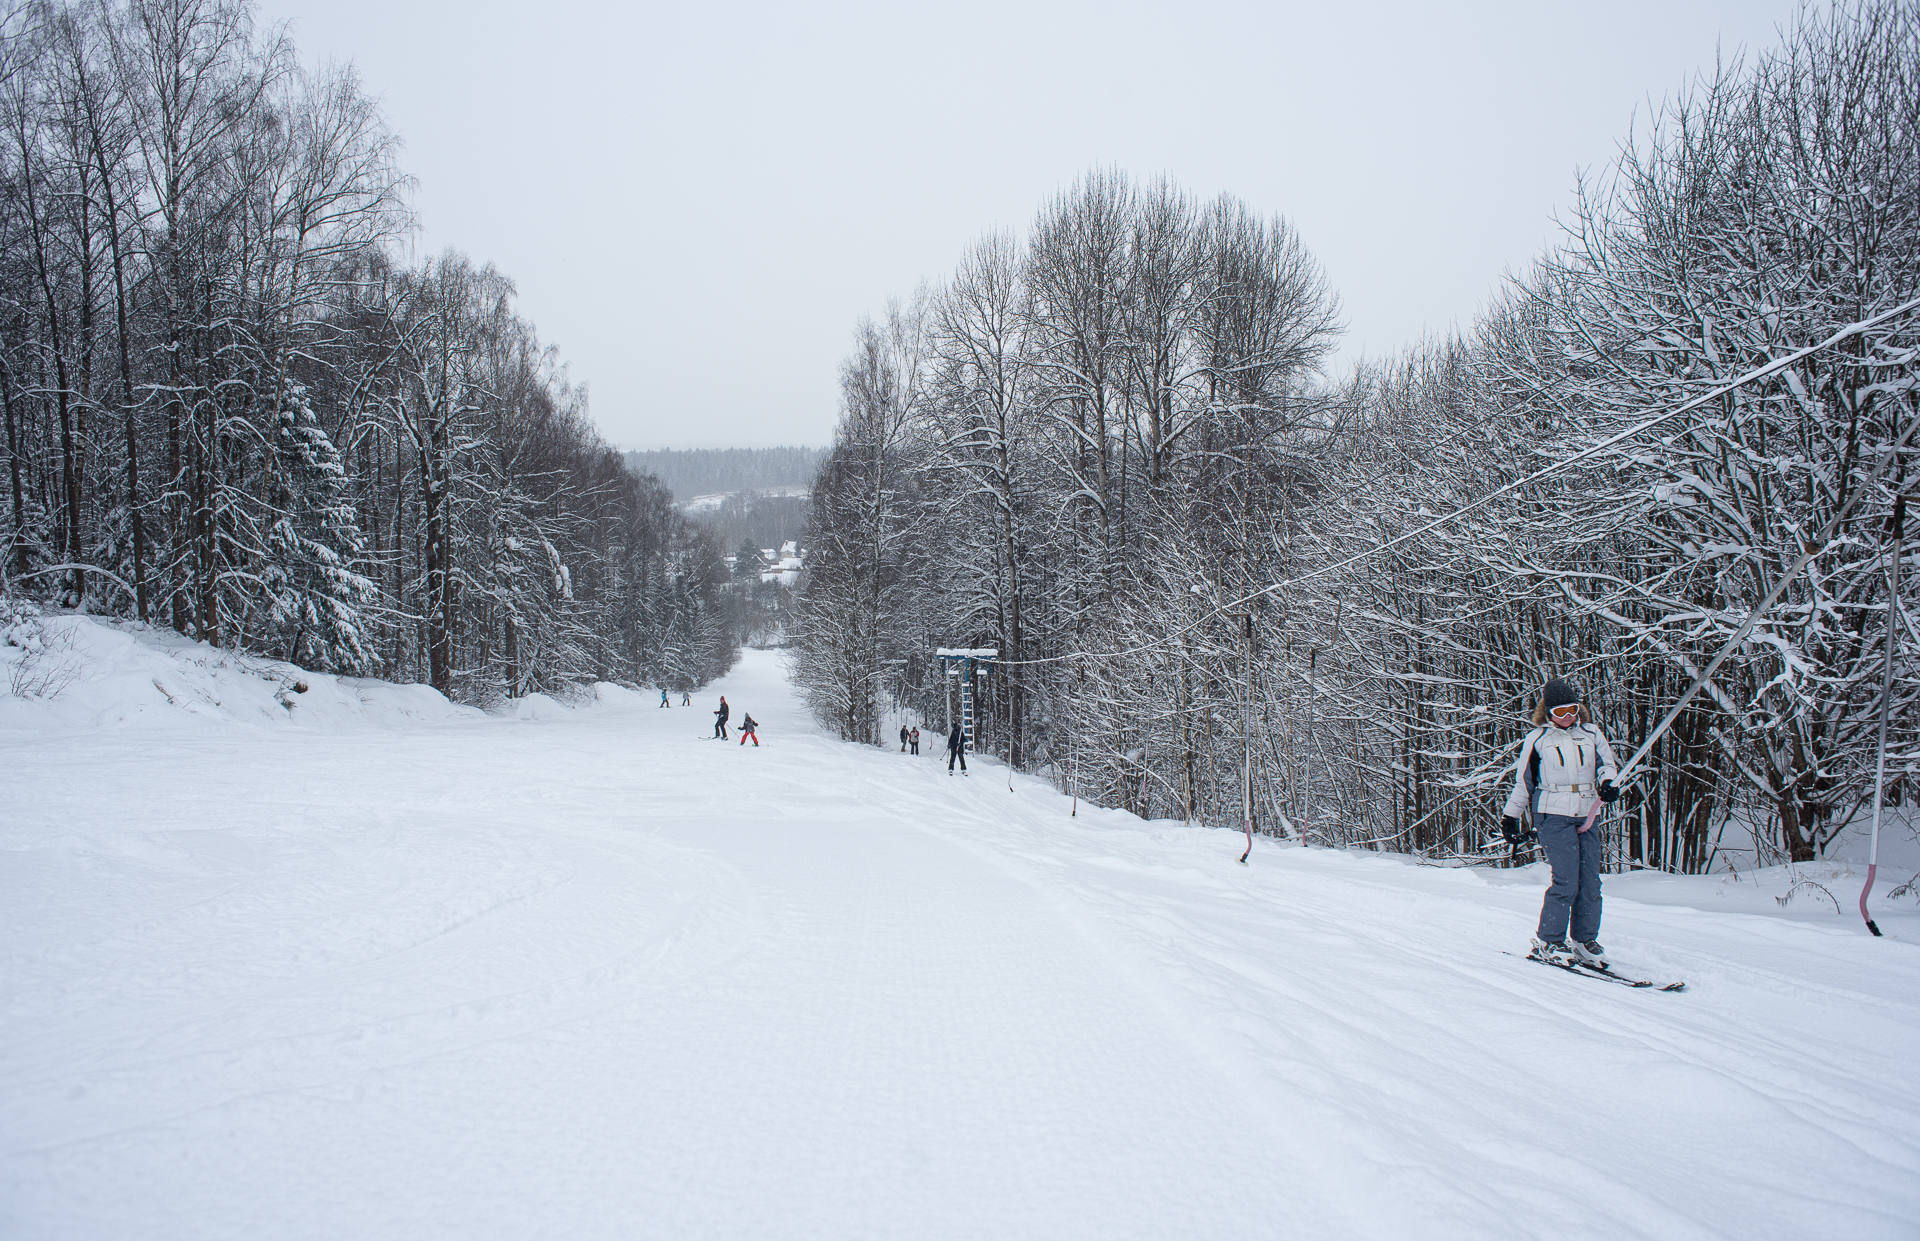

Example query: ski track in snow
[3,636,1918,1240]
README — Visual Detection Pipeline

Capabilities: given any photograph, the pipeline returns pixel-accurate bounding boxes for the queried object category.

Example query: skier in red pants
[738,712,759,746]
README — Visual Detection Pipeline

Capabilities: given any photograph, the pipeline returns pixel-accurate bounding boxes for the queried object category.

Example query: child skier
[1501,678,1622,967]
[659,689,670,708]
[739,712,759,747]
[713,696,730,740]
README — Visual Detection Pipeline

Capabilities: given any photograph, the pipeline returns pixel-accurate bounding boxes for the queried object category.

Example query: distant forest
[695,494,812,556]
[624,448,826,502]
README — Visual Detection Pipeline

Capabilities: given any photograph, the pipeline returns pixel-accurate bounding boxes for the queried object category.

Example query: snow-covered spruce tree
[261,381,376,671]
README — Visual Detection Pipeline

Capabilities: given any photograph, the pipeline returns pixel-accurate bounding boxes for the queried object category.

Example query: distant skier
[909,726,920,756]
[659,689,670,708]
[713,695,730,740]
[739,712,759,747]
[900,724,909,752]
[682,689,691,706]
[1502,678,1622,968]
[947,725,967,775]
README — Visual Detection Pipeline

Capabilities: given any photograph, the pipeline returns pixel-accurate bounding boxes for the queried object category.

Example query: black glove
[1598,780,1621,804]
[1500,815,1520,843]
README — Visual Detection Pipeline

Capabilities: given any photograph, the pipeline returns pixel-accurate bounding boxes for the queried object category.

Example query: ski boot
[1571,940,1608,968]
[1529,937,1576,966]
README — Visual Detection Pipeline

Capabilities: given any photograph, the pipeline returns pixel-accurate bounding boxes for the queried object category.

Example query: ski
[1504,951,1686,992]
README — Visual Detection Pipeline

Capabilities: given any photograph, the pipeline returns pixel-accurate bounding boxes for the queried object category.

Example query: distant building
[761,541,805,586]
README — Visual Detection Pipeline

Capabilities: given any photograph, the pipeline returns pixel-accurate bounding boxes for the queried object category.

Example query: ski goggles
[1548,703,1580,722]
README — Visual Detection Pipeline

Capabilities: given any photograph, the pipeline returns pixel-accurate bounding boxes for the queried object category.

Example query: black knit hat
[1542,678,1580,712]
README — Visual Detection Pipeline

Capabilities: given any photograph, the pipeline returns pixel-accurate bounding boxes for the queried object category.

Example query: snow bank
[0,604,480,734]
[591,680,647,708]
[494,691,568,721]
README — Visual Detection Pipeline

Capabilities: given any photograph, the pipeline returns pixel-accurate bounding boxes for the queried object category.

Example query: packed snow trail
[3,630,1918,1239]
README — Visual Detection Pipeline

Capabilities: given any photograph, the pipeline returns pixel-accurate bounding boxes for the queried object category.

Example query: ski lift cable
[990,296,1920,670]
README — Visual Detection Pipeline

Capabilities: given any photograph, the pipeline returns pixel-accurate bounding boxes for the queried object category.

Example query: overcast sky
[255,0,1790,451]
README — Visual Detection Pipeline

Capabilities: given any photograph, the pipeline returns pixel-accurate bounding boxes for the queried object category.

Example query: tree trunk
[2,353,25,579]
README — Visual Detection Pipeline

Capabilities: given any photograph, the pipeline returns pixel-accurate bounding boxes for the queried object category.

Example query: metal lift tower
[936,647,998,757]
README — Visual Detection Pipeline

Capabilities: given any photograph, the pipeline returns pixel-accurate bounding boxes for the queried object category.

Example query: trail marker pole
[1007,665,1015,792]
[1303,645,1316,847]
[1862,495,1905,938]
[1224,611,1254,863]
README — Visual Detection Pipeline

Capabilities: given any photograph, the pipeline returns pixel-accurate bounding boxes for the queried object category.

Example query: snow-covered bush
[2,600,79,701]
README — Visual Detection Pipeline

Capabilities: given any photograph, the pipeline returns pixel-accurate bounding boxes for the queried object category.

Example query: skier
[1501,678,1622,968]
[909,727,920,756]
[659,689,670,708]
[947,724,967,776]
[681,689,691,706]
[899,724,909,752]
[739,712,759,747]
[713,695,730,740]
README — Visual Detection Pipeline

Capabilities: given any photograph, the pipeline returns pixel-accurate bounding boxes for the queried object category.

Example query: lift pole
[1861,495,1905,937]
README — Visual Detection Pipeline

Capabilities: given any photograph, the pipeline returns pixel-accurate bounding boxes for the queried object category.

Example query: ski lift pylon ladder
[937,648,999,749]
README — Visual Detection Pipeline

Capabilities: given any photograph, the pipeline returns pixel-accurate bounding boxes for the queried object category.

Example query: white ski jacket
[1502,721,1620,821]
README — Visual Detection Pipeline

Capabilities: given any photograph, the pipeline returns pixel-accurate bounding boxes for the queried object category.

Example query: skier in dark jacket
[713,696,730,740]
[739,712,759,747]
[947,724,967,775]
[900,724,909,752]
[1502,678,1622,968]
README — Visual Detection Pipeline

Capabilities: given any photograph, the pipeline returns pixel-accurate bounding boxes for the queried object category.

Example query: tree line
[0,0,736,700]
[623,446,824,503]
[791,0,1918,872]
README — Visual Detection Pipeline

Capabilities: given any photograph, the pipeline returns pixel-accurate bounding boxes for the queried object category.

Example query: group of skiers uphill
[1502,677,1622,969]
[656,688,758,746]
[899,723,970,773]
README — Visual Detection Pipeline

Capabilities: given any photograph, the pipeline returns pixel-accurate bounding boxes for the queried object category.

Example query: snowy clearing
[3,619,1918,1240]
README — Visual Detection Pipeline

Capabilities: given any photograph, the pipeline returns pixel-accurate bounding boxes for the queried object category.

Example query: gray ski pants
[1536,811,1603,943]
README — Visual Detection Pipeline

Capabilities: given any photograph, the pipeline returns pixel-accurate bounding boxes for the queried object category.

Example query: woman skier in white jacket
[1501,678,1622,967]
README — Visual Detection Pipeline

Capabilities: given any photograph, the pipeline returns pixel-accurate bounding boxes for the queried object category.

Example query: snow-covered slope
[3,623,1917,1240]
